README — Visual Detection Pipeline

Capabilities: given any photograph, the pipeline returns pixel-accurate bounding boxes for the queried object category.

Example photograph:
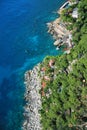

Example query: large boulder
[54,39,62,46]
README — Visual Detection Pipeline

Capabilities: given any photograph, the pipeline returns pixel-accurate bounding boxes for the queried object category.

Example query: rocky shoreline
[22,64,42,130]
[47,17,72,52]
[47,1,75,53]
[22,1,77,130]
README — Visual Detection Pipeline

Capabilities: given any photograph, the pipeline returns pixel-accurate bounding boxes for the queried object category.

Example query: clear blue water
[0,0,66,129]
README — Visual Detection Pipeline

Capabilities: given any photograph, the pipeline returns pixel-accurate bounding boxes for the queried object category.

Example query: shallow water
[0,0,66,129]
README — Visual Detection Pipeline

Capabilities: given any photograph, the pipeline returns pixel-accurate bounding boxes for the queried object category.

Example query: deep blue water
[0,0,66,129]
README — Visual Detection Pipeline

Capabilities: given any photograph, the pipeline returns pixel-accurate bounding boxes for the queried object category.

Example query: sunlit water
[0,0,66,129]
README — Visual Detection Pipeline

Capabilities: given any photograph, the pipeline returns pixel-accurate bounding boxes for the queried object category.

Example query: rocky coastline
[47,1,75,53]
[22,1,78,130]
[22,64,42,130]
[47,17,72,53]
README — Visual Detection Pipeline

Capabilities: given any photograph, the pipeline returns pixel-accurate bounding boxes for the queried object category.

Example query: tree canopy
[40,0,87,129]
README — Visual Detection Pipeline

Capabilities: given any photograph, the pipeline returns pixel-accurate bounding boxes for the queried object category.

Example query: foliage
[40,0,87,129]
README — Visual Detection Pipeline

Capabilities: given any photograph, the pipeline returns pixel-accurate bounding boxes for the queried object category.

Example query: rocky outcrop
[22,64,42,130]
[47,6,73,53]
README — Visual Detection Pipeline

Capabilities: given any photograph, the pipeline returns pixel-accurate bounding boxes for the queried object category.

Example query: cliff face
[23,64,42,130]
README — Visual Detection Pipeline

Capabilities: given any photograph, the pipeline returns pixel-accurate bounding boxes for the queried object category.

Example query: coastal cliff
[23,0,87,129]
[23,64,42,130]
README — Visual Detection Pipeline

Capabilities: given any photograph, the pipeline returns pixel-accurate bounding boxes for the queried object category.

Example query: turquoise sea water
[0,0,66,129]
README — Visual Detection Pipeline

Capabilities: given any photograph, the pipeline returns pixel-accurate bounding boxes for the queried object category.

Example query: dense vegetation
[40,0,87,130]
